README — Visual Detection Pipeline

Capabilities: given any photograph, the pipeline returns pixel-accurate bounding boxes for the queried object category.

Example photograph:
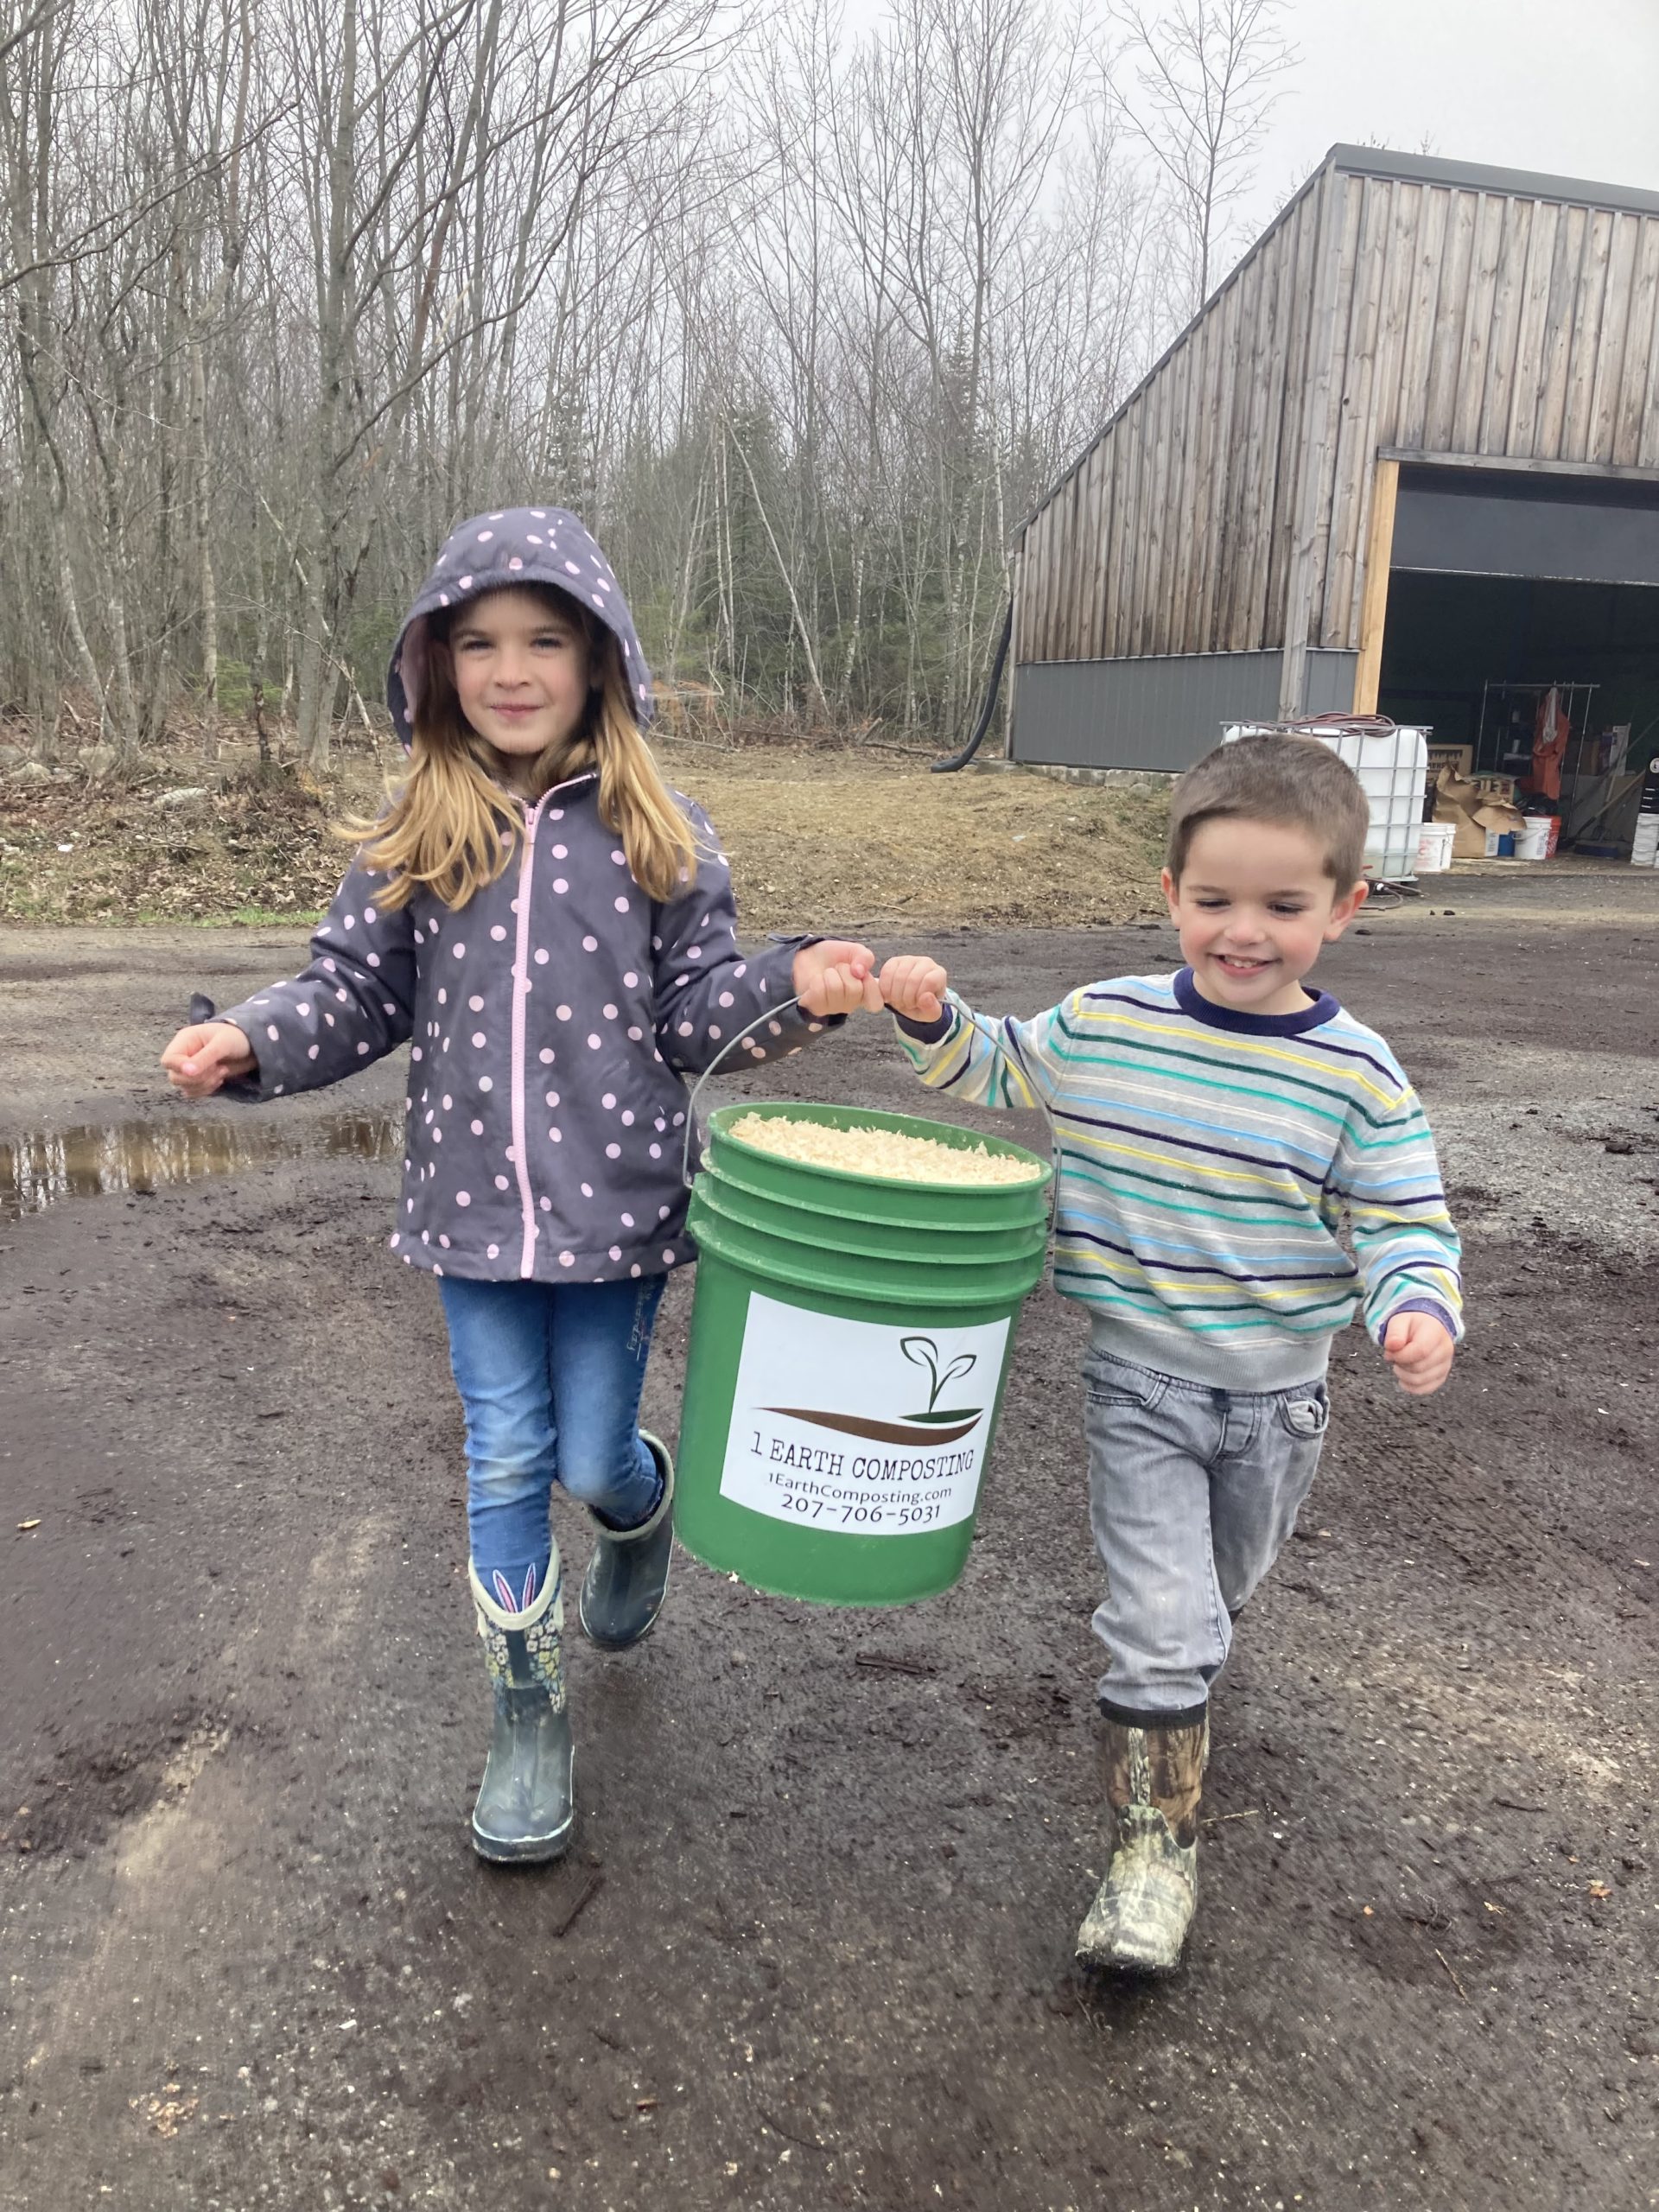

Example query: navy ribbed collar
[1173,965,1340,1036]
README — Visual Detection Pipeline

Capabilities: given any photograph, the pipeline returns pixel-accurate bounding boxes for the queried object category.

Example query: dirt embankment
[1,738,1170,933]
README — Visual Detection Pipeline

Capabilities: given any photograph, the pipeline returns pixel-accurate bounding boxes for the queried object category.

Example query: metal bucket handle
[680,990,1059,1275]
[681,994,808,1188]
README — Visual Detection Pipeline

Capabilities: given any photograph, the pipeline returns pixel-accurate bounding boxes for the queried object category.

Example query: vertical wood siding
[1014,163,1659,668]
[1014,175,1328,665]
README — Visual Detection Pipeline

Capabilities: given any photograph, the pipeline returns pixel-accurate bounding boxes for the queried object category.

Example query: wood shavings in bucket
[728,1112,1042,1185]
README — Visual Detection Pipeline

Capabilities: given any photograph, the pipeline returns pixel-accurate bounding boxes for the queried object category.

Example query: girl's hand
[161,1020,257,1099]
[1382,1312,1456,1397]
[880,955,950,1024]
[793,940,884,1018]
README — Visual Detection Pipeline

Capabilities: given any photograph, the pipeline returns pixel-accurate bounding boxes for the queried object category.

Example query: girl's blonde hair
[346,585,699,911]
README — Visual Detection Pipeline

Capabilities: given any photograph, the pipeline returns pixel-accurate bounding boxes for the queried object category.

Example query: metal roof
[1326,143,1659,222]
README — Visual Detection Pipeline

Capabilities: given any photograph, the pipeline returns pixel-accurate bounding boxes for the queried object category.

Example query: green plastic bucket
[674,1103,1052,1605]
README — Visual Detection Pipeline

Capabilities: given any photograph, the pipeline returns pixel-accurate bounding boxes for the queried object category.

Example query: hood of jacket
[386,507,653,743]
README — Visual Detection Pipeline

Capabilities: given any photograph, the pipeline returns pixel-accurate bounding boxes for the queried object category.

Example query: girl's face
[446,587,592,789]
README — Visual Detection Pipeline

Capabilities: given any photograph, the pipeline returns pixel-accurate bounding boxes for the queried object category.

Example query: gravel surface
[1,868,1656,2210]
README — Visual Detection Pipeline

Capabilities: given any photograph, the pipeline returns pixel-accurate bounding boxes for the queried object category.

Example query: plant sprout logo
[763,1335,985,1446]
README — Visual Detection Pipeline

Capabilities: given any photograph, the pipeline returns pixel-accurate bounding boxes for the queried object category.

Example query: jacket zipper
[508,772,597,1278]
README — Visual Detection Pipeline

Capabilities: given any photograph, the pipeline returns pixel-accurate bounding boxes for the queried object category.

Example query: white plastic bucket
[1515,820,1550,861]
[1416,822,1456,874]
[1224,721,1429,880]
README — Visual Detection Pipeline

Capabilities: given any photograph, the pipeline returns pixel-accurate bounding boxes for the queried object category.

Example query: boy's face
[1162,818,1367,1019]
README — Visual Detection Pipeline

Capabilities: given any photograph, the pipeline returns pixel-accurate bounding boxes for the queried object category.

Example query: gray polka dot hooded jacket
[212,507,837,1285]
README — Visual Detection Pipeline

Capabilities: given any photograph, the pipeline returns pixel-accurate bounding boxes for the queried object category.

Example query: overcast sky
[1247,0,1659,235]
[836,0,1659,252]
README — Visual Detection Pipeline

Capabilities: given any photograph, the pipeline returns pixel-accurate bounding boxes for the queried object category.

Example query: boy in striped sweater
[880,734,1461,1976]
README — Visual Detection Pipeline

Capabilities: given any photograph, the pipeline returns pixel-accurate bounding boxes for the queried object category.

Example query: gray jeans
[1083,1347,1330,1722]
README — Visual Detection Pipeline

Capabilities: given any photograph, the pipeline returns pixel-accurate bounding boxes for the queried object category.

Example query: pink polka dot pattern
[221,525,842,1289]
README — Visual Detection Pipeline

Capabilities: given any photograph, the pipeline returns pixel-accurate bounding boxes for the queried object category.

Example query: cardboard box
[1477,805,1527,855]
[1426,742,1475,782]
[1433,766,1526,858]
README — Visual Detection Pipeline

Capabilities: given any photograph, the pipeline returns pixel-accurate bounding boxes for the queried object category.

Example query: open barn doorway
[1370,467,1659,855]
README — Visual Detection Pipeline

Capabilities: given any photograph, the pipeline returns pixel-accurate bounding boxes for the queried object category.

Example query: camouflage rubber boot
[1075,1713,1209,1975]
[578,1432,675,1652]
[468,1549,575,1865]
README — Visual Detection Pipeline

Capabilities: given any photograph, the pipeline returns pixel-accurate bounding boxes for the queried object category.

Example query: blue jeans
[1083,1349,1330,1721]
[438,1275,666,1613]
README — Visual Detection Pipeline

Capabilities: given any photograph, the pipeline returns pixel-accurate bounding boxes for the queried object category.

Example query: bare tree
[1113,0,1294,314]
[0,0,1296,761]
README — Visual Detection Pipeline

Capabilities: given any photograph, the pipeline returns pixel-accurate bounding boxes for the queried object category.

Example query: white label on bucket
[718,1292,1012,1535]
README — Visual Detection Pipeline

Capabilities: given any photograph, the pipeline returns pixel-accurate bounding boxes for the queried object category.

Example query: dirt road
[2,872,1656,2209]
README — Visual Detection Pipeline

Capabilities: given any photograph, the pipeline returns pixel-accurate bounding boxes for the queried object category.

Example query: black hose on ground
[931,600,1014,772]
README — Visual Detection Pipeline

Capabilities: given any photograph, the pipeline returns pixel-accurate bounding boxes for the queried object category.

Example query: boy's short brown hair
[1166,734,1370,888]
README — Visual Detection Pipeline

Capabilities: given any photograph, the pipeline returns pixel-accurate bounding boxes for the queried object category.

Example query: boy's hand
[880,955,950,1024]
[793,940,885,1018]
[161,1020,257,1099]
[1382,1312,1456,1397]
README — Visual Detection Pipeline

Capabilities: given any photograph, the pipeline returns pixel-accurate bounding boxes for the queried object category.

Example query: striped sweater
[895,969,1462,1391]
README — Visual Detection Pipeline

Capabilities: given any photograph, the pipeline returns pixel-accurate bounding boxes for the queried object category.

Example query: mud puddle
[0,1108,403,1220]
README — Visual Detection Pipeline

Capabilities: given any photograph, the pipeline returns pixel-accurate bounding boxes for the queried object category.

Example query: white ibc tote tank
[1222,716,1429,882]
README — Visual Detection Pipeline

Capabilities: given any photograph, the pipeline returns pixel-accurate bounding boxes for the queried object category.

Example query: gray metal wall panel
[1305,650,1361,713]
[1010,653,1287,771]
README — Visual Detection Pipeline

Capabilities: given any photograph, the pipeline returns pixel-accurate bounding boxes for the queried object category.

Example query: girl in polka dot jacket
[161,509,881,1864]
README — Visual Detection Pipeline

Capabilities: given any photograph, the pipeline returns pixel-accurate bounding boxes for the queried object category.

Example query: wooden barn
[1012,145,1659,804]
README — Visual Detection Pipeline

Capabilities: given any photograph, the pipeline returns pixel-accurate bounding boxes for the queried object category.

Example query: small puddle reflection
[0,1109,405,1222]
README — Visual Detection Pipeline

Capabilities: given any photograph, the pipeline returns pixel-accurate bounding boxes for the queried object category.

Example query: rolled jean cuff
[1099,1694,1211,1730]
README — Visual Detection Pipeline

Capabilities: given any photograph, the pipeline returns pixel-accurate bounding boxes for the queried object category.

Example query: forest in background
[0,0,1293,764]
